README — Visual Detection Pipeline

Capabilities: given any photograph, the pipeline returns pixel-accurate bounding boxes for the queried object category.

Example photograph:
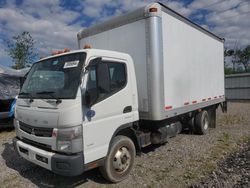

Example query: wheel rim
[113,146,131,173]
[203,115,209,130]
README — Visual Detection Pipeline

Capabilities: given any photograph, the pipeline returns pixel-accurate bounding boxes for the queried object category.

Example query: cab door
[82,57,135,164]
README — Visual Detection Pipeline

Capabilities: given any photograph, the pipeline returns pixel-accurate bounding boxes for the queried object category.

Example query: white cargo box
[77,3,225,121]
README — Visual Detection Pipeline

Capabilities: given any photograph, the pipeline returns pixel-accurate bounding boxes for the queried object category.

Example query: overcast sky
[0,0,249,67]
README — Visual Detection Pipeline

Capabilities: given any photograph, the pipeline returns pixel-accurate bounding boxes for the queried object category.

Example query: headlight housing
[53,125,83,154]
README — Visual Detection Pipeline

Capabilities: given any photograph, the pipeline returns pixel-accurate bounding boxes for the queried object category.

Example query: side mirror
[97,63,110,93]
[84,89,98,108]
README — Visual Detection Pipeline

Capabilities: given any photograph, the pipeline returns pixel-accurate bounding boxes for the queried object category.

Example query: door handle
[123,106,132,113]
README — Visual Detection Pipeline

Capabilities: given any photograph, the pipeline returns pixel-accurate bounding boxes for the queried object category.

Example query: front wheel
[100,135,135,183]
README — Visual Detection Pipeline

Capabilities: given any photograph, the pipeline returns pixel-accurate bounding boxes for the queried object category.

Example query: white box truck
[13,3,226,182]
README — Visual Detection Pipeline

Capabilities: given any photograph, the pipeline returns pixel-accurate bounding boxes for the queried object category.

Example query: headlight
[53,125,83,154]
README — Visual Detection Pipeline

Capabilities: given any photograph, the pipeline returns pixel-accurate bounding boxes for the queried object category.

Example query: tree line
[224,45,250,74]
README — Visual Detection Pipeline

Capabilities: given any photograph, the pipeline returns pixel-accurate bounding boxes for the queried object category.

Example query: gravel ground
[191,141,250,188]
[0,102,249,188]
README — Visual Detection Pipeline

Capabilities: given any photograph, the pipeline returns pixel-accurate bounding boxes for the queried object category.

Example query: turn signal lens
[64,48,70,52]
[83,44,92,49]
[149,7,158,12]
[51,51,58,55]
[51,49,69,56]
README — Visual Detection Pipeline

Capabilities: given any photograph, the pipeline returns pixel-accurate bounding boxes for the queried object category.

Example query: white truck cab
[14,49,139,181]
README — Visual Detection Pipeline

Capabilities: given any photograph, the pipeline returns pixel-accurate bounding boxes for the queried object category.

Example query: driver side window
[86,60,126,105]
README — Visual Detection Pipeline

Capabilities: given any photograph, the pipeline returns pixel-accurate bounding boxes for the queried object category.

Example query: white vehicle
[13,3,226,182]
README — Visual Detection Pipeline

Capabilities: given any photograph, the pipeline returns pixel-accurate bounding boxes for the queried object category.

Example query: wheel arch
[108,123,140,154]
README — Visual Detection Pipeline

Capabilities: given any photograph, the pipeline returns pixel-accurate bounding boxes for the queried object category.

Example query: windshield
[19,52,86,99]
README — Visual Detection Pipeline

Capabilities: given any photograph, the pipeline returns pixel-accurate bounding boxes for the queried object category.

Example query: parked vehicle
[0,66,28,126]
[13,3,226,182]
[0,75,18,125]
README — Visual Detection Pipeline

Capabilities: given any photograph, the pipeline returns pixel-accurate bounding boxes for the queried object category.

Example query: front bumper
[13,137,84,176]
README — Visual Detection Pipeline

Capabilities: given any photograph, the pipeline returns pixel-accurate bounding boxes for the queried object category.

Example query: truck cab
[13,49,139,181]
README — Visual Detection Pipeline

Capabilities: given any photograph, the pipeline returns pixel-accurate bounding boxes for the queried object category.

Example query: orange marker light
[83,44,92,49]
[64,48,70,52]
[51,51,59,55]
[149,7,158,12]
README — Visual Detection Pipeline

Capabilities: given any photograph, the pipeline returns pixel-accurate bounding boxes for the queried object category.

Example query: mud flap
[220,101,227,113]
[207,107,216,128]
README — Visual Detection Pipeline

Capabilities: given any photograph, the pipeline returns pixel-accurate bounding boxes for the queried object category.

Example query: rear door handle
[123,106,132,113]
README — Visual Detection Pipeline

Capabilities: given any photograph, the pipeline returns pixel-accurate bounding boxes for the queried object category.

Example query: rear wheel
[100,135,135,183]
[195,110,210,135]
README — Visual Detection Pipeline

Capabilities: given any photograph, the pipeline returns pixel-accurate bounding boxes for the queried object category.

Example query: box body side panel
[162,12,224,111]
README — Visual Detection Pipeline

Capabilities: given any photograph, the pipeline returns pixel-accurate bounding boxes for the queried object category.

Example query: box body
[77,3,225,120]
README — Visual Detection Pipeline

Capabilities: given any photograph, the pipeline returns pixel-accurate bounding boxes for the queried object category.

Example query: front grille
[19,121,53,137]
[21,137,52,151]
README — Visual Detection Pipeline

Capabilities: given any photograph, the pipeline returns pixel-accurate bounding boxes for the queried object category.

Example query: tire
[188,116,196,134]
[100,135,136,183]
[195,110,210,135]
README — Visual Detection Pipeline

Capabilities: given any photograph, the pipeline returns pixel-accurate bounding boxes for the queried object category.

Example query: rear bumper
[13,137,84,176]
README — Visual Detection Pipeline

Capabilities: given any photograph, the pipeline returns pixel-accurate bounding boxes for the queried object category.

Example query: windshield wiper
[19,92,31,95]
[36,91,62,104]
[19,92,33,102]
[36,91,55,97]
[19,92,32,98]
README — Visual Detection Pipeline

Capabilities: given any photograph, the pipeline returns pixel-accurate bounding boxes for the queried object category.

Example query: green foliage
[237,45,250,72]
[7,31,37,69]
[224,67,234,75]
[219,132,230,143]
[225,45,250,73]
